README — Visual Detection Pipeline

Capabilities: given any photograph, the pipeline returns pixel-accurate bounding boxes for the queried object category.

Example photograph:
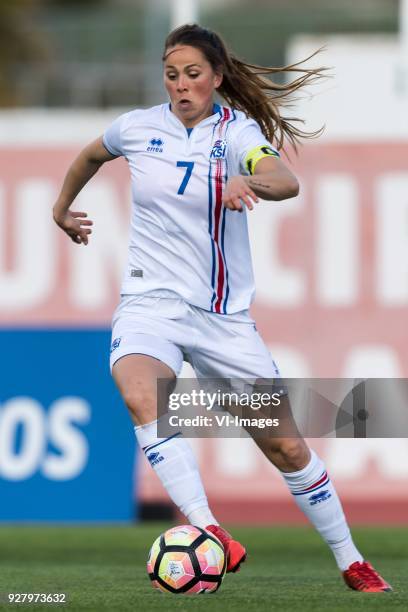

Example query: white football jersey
[103,103,279,314]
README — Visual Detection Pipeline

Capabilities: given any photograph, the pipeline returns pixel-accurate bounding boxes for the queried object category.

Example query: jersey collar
[166,102,224,130]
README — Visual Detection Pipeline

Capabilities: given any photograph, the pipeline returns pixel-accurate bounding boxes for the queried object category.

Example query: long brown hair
[163,24,327,151]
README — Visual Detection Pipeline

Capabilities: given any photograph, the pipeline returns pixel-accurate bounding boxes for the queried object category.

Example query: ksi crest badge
[210,139,227,160]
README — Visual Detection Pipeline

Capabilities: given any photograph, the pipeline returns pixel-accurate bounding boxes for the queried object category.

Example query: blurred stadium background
[1,0,407,527]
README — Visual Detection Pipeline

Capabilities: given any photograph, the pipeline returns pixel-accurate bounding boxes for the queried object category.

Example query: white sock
[135,420,218,529]
[281,449,363,571]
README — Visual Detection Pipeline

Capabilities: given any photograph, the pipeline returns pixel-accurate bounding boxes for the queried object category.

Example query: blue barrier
[0,330,136,522]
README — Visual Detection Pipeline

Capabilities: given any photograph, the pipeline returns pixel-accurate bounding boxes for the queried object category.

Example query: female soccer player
[53,24,391,592]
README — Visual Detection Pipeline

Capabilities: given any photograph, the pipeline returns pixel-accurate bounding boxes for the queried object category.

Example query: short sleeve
[103,113,127,157]
[234,119,280,175]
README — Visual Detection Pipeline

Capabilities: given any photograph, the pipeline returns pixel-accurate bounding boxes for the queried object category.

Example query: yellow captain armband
[244,145,280,175]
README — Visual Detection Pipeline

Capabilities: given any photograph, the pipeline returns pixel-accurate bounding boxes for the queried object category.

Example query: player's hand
[222,176,259,212]
[53,209,93,245]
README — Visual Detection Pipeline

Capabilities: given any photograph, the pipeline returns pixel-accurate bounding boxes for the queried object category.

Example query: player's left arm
[247,155,299,202]
[222,152,299,212]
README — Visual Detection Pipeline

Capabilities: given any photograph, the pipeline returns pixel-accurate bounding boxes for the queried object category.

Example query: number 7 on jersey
[177,161,195,195]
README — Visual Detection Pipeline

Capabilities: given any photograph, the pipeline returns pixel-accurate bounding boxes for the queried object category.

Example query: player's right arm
[53,136,117,245]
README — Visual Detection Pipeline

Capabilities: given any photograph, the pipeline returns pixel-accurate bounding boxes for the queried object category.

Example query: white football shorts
[109,293,281,384]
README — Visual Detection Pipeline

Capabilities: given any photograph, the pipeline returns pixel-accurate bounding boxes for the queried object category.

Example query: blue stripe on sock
[142,432,182,453]
[292,478,330,496]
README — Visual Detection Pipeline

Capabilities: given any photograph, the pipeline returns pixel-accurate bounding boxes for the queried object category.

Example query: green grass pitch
[0,525,406,611]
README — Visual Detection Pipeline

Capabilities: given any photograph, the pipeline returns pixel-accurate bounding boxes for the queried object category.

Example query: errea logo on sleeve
[147,137,164,153]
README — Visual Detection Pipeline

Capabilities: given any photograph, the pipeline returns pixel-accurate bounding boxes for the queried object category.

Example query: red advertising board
[1,136,407,522]
[1,142,407,377]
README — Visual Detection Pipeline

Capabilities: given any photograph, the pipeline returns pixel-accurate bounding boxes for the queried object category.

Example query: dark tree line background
[0,0,398,107]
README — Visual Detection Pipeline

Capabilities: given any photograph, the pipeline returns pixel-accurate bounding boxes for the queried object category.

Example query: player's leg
[112,351,219,530]
[254,419,391,591]
[252,401,364,572]
[190,308,391,589]
[110,295,231,544]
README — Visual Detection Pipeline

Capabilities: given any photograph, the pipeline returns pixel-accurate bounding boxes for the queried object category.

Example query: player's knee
[274,439,309,471]
[121,383,157,419]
